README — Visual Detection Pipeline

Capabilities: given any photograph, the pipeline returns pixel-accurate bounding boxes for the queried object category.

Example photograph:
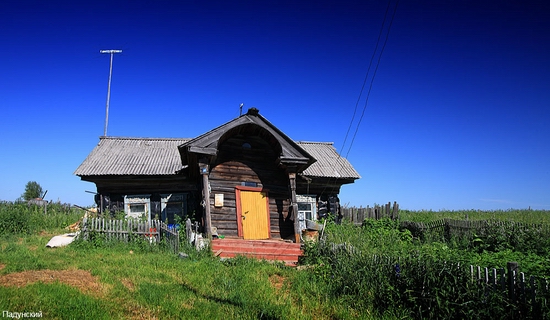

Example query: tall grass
[399,208,550,224]
[301,215,550,319]
[0,201,83,235]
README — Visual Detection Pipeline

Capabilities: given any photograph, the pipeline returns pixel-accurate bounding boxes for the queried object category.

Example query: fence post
[507,261,519,301]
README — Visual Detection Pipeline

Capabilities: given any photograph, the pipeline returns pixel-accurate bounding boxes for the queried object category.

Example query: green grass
[1,204,549,319]
[1,232,360,319]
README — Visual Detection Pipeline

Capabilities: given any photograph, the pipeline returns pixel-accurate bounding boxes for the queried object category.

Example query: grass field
[1,203,549,319]
[0,231,357,320]
[399,208,550,224]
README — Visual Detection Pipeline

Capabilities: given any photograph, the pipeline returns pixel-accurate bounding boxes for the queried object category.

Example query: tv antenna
[100,49,122,136]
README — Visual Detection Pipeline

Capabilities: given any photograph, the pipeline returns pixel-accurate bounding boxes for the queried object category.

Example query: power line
[345,0,399,158]
[339,0,394,157]
[320,0,399,196]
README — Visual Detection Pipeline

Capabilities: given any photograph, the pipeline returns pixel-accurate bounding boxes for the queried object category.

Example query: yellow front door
[239,190,270,240]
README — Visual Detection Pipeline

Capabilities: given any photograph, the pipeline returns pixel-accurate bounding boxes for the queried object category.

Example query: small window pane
[298,203,311,211]
[130,204,145,213]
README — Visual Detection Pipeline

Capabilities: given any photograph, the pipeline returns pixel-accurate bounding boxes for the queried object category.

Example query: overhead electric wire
[345,0,399,159]
[320,0,399,196]
[339,0,394,157]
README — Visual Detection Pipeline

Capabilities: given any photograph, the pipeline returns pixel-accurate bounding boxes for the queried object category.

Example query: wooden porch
[211,238,303,266]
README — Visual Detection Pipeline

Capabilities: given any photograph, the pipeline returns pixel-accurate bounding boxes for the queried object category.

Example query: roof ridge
[296,141,334,145]
[100,136,191,141]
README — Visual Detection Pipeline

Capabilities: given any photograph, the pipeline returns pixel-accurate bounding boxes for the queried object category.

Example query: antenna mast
[100,49,122,136]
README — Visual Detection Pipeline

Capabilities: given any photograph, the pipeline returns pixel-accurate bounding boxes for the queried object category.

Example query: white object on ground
[46,232,79,248]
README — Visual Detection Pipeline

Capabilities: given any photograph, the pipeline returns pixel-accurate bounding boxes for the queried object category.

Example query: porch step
[211,238,303,266]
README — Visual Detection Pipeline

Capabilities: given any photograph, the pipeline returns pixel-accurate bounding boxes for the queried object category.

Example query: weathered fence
[400,218,550,241]
[341,202,399,224]
[471,261,549,313]
[324,241,550,315]
[81,218,180,253]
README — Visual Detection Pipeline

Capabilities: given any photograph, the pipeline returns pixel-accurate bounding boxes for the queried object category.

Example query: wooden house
[75,108,360,243]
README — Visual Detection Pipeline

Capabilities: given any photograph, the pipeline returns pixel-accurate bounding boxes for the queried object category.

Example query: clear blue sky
[1,0,548,210]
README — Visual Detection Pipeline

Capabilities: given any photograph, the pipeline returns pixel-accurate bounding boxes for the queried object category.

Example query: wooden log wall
[94,175,197,195]
[208,134,294,240]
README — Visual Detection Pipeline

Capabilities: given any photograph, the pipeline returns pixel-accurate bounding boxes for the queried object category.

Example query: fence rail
[341,202,399,224]
[81,217,180,253]
[324,242,549,313]
[471,262,549,310]
[400,218,550,240]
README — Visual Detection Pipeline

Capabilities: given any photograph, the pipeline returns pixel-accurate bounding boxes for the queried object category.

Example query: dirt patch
[126,304,159,320]
[0,264,5,272]
[0,269,104,296]
[121,278,135,292]
[269,274,285,291]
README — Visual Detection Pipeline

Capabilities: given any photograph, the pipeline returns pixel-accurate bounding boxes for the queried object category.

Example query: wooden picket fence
[471,261,550,313]
[341,202,399,224]
[81,217,180,253]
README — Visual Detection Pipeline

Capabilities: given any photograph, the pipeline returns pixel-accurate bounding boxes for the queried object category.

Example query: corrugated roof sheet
[74,137,190,176]
[297,142,361,179]
[75,137,360,180]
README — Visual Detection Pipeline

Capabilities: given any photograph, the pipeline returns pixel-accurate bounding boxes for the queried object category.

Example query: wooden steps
[211,238,302,266]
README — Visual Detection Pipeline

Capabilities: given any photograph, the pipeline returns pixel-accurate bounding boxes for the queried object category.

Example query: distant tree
[22,181,43,201]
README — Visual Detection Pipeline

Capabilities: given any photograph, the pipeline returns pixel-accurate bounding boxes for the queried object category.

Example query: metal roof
[297,142,361,179]
[74,137,190,176]
[75,137,360,180]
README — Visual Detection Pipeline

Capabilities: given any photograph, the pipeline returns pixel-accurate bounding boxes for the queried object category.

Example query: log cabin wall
[89,175,199,221]
[92,175,197,195]
[208,133,294,239]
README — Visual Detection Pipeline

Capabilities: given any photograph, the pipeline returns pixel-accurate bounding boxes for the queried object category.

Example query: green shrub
[0,201,83,235]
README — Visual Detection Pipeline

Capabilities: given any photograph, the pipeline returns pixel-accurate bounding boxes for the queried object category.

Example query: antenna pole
[100,49,122,136]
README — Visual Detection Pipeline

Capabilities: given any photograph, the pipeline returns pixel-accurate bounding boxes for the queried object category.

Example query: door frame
[235,186,271,239]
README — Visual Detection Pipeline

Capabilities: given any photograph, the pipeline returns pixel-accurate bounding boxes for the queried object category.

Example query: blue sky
[1,0,548,210]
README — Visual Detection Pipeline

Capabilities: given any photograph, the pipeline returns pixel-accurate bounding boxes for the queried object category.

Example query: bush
[0,201,83,235]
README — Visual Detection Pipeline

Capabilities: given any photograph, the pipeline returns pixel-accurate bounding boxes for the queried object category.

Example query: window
[124,195,151,220]
[129,204,146,214]
[160,193,187,224]
[296,195,317,231]
[298,203,313,220]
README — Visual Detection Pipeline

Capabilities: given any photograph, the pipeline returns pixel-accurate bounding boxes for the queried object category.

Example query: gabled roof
[178,108,314,169]
[74,137,190,176]
[297,142,361,179]
[74,137,360,180]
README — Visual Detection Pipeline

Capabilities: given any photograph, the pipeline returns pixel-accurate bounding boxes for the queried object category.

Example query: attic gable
[178,108,315,172]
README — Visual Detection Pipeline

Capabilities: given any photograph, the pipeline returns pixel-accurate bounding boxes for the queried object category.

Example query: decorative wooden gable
[178,108,315,176]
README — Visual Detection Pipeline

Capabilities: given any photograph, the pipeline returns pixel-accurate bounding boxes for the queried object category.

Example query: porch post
[289,172,300,243]
[199,160,212,239]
